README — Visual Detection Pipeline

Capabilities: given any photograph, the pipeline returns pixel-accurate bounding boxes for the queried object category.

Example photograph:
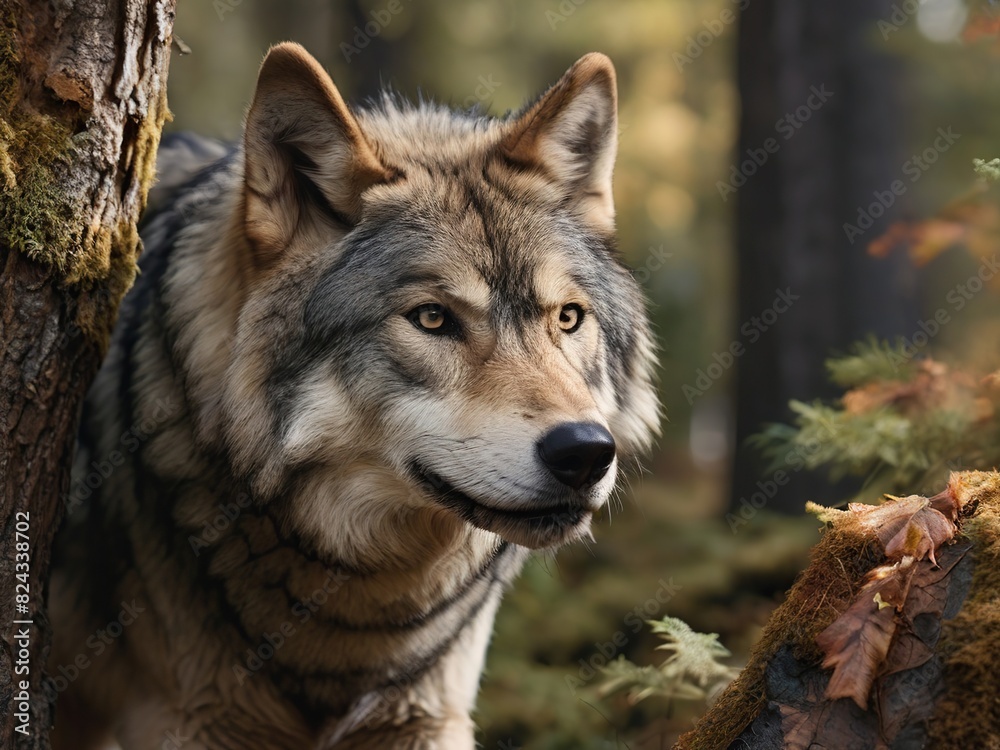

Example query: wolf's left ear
[243,43,396,262]
[498,53,618,232]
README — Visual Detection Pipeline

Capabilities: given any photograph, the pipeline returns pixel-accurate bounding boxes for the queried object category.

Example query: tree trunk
[678,471,1000,749]
[730,0,919,513]
[0,2,174,747]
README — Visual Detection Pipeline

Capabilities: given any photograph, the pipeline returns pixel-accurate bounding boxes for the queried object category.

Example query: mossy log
[0,2,174,747]
[675,471,1000,750]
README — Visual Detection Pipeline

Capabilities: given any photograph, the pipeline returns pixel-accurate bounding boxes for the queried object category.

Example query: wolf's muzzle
[537,422,616,490]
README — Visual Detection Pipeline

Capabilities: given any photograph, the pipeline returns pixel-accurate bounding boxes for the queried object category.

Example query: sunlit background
[164,1,1000,745]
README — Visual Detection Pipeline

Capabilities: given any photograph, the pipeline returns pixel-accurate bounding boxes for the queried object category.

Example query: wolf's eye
[558,304,585,333]
[407,304,456,335]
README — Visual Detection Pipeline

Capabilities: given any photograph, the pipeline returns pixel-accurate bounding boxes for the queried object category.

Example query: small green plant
[597,617,739,705]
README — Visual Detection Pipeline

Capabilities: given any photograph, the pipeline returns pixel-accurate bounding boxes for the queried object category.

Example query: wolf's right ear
[243,43,395,263]
[497,53,619,233]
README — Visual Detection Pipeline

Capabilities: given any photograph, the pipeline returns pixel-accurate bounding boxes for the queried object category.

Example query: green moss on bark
[0,15,79,273]
[0,11,171,345]
[927,471,1000,748]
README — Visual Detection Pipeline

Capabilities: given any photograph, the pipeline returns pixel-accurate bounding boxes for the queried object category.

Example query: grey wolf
[50,42,659,749]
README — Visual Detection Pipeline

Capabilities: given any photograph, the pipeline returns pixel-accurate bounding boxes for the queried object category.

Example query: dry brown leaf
[778,702,825,750]
[880,501,956,565]
[815,483,967,710]
[818,602,896,709]
[841,494,957,564]
[817,560,915,709]
[876,541,972,741]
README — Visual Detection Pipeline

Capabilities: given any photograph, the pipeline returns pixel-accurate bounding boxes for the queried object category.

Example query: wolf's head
[186,44,659,561]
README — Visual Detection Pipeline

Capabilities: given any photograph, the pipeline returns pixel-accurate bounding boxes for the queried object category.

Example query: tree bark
[0,2,174,747]
[731,0,919,513]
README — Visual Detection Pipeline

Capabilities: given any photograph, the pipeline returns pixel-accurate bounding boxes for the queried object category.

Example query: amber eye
[407,303,457,335]
[558,304,585,333]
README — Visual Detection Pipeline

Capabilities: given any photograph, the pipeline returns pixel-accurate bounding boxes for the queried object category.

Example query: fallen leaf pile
[802,473,978,742]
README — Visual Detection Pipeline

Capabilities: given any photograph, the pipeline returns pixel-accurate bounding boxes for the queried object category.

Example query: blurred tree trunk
[0,2,174,747]
[730,0,919,514]
[341,0,407,97]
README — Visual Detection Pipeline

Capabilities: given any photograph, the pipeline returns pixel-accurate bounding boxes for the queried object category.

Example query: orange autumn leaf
[868,218,967,265]
[867,181,1000,266]
[963,6,1000,44]
[841,359,980,418]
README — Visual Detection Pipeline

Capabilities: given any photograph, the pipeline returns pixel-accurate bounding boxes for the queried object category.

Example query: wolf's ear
[498,53,618,232]
[243,43,395,261]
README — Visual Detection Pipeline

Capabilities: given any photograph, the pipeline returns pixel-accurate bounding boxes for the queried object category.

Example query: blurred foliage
[753,343,1000,501]
[753,154,1000,505]
[162,0,1000,746]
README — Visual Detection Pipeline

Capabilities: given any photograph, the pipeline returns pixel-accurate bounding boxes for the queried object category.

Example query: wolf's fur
[50,44,659,749]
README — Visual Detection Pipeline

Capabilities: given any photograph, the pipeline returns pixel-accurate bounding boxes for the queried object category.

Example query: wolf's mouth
[410,462,592,549]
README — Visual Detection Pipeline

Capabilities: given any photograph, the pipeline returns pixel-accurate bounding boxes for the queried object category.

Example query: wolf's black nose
[537,422,616,490]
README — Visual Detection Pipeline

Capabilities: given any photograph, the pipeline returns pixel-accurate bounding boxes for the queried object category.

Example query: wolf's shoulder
[140,133,237,256]
[150,132,232,206]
